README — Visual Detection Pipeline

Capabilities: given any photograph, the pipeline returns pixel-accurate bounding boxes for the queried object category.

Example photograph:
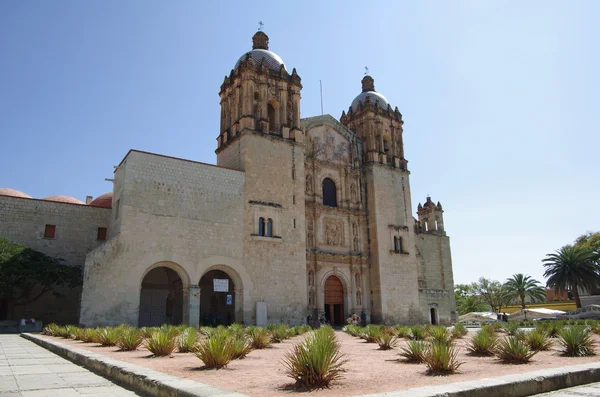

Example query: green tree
[457,295,488,315]
[503,273,546,309]
[471,277,510,313]
[543,245,600,308]
[574,232,600,257]
[0,238,81,318]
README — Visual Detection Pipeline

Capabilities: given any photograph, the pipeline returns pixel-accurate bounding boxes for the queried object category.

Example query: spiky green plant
[344,324,362,337]
[97,327,121,346]
[247,326,271,349]
[231,334,252,359]
[145,329,176,356]
[558,326,595,357]
[158,324,181,339]
[467,329,498,356]
[409,325,426,341]
[481,324,497,335]
[496,336,537,363]
[398,340,427,363]
[270,324,291,343]
[43,323,61,336]
[118,328,145,351]
[375,331,398,350]
[73,327,87,341]
[80,328,98,343]
[361,324,383,343]
[451,323,468,339]
[501,322,520,335]
[282,327,348,388]
[424,340,463,374]
[429,326,452,344]
[525,329,552,351]
[177,327,199,353]
[194,329,235,368]
[395,325,411,339]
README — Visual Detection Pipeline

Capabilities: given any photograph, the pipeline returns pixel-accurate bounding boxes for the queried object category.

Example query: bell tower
[340,75,407,169]
[216,30,303,168]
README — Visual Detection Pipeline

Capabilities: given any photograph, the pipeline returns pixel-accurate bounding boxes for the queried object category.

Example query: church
[0,31,457,327]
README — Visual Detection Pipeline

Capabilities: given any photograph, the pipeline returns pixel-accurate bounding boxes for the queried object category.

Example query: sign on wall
[213,279,229,292]
[226,294,233,306]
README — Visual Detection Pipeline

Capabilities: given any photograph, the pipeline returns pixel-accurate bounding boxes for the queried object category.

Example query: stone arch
[267,98,279,133]
[199,264,245,325]
[140,261,190,290]
[318,270,350,326]
[319,173,342,207]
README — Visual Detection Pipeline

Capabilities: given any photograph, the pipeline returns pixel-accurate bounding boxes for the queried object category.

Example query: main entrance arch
[199,269,235,326]
[139,266,184,326]
[324,275,344,326]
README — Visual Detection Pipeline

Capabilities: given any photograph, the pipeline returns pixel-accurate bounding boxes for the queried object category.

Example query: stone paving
[0,335,143,397]
[534,382,600,396]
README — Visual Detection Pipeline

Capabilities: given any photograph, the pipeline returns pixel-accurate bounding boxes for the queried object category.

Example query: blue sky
[1,1,598,285]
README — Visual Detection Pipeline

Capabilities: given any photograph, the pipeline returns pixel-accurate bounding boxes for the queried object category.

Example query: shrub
[97,327,121,347]
[362,325,383,343]
[501,322,520,335]
[451,323,468,339]
[43,323,61,336]
[395,325,411,339]
[80,328,98,343]
[467,329,498,356]
[72,327,87,341]
[194,330,235,368]
[158,324,181,339]
[139,327,156,338]
[481,324,497,335]
[145,329,177,356]
[247,326,271,349]
[343,324,362,337]
[540,321,565,338]
[118,328,144,351]
[376,331,398,350]
[525,329,552,351]
[424,341,463,374]
[496,336,537,363]
[429,326,452,344]
[282,327,348,388]
[399,340,427,363]
[409,325,426,341]
[177,328,199,353]
[270,324,291,343]
[558,326,595,357]
[231,334,252,359]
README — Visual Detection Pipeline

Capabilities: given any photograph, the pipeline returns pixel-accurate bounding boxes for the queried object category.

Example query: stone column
[188,285,200,328]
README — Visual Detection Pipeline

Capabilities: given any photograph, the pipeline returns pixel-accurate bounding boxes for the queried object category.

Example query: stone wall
[415,233,457,324]
[0,195,110,324]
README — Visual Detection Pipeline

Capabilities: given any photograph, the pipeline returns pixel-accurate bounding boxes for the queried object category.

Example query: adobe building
[0,31,458,326]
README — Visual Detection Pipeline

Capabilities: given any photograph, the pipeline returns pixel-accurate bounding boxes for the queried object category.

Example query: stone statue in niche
[309,289,315,306]
[350,184,357,202]
[353,237,359,252]
[306,174,313,194]
[355,273,360,287]
[308,271,314,286]
[352,222,358,237]
[356,291,362,305]
[324,218,344,246]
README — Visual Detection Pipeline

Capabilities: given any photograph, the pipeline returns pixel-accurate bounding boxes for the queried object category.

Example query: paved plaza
[534,383,600,396]
[0,335,143,397]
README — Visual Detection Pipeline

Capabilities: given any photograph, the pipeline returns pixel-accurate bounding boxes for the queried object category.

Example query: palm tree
[503,273,546,309]
[543,245,600,308]
[457,295,488,315]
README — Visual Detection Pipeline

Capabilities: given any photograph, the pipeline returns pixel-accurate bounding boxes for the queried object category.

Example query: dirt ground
[42,331,600,397]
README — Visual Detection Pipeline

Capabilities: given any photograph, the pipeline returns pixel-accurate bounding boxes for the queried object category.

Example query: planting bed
[39,330,600,397]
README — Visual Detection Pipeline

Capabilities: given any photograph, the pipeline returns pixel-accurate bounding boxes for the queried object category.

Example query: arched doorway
[324,275,344,326]
[430,307,438,325]
[139,267,184,327]
[199,269,235,326]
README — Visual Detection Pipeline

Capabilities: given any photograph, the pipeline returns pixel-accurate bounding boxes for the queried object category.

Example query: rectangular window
[97,227,107,241]
[44,224,56,239]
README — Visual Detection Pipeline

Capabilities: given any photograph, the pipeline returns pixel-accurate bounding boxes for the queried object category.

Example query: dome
[0,188,32,198]
[234,31,286,72]
[43,195,85,205]
[88,192,113,208]
[350,75,391,112]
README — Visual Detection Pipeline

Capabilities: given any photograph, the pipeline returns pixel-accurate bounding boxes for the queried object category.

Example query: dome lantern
[252,31,269,50]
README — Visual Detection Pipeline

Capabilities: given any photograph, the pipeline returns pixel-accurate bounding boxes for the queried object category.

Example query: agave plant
[247,326,271,349]
[525,329,553,351]
[231,334,253,359]
[409,325,426,341]
[429,326,452,344]
[43,323,61,336]
[361,325,383,343]
[398,340,427,363]
[496,336,537,363]
[451,323,468,339]
[467,329,498,356]
[145,329,177,356]
[177,328,199,353]
[424,340,463,374]
[97,327,121,347]
[395,325,411,339]
[282,327,348,388]
[194,329,235,368]
[269,324,291,343]
[118,328,145,351]
[558,326,595,357]
[375,331,398,350]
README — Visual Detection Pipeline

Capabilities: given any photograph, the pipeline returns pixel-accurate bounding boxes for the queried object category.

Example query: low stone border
[357,361,600,397]
[21,333,247,397]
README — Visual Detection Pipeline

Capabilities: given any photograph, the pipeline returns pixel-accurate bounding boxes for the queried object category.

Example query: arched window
[267,103,276,132]
[258,217,265,236]
[322,178,337,207]
[266,218,273,237]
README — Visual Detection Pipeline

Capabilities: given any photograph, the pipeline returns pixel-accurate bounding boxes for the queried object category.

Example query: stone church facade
[0,31,457,326]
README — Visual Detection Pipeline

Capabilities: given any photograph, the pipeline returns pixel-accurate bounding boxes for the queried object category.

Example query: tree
[454,284,488,314]
[0,238,82,318]
[543,245,600,308]
[471,277,510,313]
[503,273,546,309]
[574,231,600,258]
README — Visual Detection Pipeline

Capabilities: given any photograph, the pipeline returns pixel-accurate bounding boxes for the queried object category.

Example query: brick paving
[0,335,143,397]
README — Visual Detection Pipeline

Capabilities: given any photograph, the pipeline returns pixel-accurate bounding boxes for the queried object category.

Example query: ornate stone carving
[305,174,313,194]
[356,290,362,305]
[324,218,344,246]
[350,183,357,202]
[309,288,315,306]
[308,271,314,286]
[355,273,360,287]
[353,237,359,251]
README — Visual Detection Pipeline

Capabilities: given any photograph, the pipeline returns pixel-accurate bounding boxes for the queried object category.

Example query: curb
[357,361,600,397]
[21,333,248,397]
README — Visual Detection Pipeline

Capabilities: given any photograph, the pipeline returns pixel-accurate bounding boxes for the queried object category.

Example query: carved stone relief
[324,218,344,246]
[305,174,313,194]
[350,183,357,202]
